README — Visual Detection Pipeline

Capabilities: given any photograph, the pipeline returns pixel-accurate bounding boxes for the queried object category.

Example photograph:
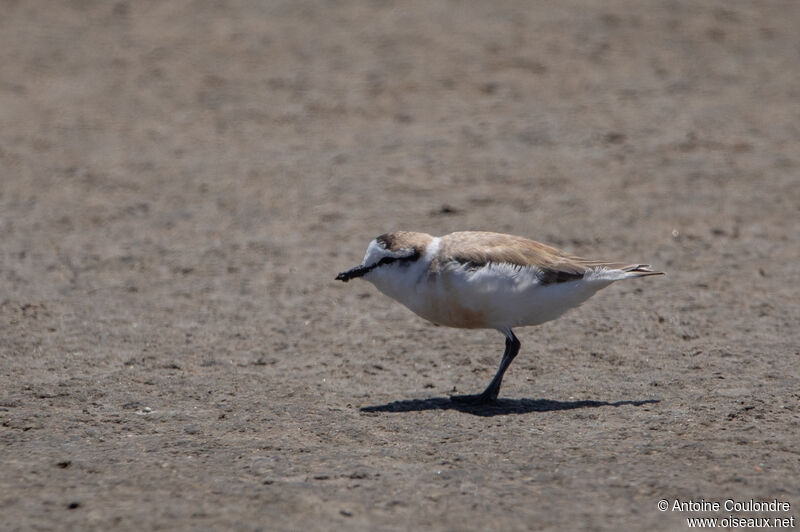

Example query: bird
[335,231,663,404]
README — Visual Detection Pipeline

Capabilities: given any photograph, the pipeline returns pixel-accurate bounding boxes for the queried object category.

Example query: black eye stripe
[368,250,420,272]
[337,250,420,282]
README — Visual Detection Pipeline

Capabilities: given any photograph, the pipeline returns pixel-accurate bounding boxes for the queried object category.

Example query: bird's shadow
[360,396,660,417]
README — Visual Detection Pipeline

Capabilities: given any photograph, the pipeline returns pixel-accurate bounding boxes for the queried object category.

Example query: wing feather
[438,232,662,284]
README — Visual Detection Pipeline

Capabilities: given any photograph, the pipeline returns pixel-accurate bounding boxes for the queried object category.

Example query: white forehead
[362,239,390,266]
[362,238,418,266]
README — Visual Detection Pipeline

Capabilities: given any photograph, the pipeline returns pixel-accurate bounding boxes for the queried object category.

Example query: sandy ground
[1,1,799,530]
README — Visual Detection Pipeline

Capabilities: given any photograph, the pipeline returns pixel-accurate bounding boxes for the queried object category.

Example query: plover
[336,231,663,404]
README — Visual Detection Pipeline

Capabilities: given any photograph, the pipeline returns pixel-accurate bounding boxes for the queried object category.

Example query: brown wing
[438,231,655,284]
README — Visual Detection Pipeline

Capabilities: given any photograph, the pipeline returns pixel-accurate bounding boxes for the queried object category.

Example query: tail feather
[621,264,665,278]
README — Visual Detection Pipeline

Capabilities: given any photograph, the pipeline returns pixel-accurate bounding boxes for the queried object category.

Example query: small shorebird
[336,231,663,404]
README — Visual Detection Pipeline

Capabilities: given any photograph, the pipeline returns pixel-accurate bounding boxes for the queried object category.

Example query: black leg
[451,330,521,404]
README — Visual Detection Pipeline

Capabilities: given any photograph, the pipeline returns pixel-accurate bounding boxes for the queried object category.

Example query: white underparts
[362,243,641,331]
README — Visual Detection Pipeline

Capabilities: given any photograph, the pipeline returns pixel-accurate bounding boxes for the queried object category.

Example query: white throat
[363,237,440,310]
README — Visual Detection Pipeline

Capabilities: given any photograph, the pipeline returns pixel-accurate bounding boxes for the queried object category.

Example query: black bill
[335,264,369,282]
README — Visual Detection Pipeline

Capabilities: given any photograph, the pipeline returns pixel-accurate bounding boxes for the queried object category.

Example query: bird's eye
[378,256,397,266]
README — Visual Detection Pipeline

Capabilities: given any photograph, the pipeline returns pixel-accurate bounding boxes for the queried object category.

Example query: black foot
[450,392,498,405]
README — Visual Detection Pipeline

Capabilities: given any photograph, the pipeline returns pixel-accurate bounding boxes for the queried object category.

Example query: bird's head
[335,232,429,282]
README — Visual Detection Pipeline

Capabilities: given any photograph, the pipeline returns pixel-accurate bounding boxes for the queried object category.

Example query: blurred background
[1,1,798,530]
